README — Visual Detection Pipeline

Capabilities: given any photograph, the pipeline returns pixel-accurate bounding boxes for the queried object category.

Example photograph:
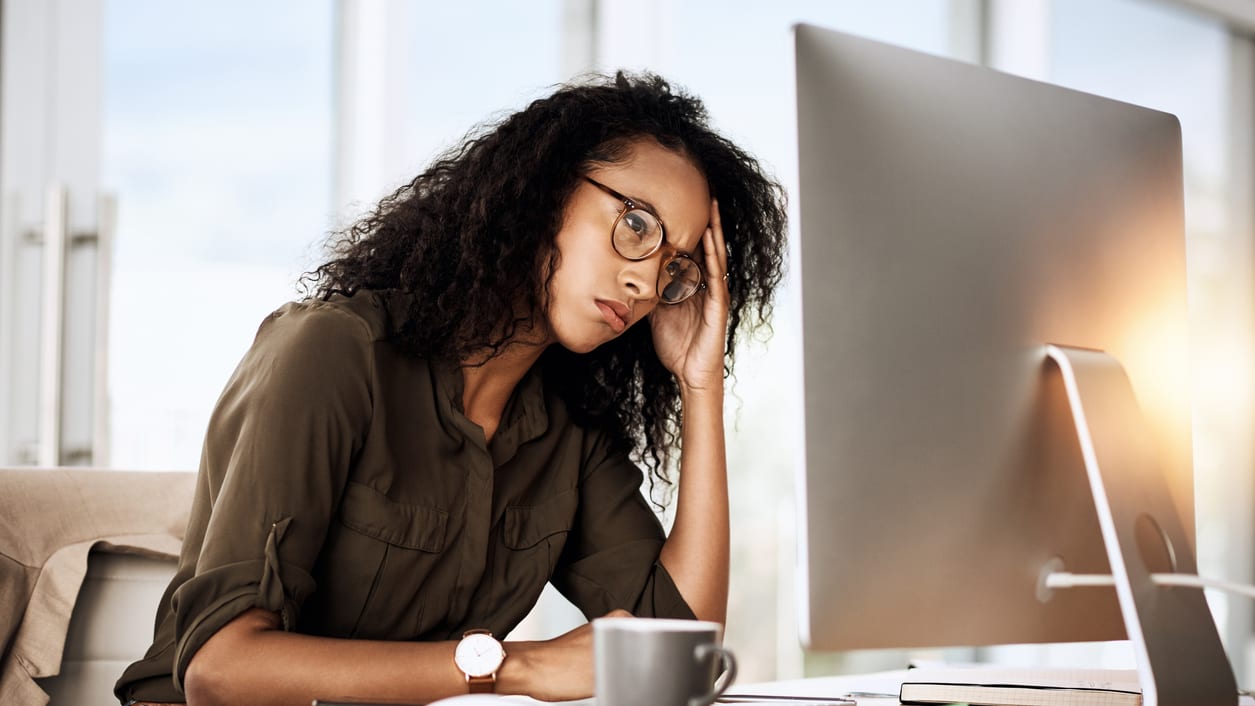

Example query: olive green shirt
[115,290,694,703]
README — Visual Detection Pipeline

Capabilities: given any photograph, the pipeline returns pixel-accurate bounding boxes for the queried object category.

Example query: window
[103,0,335,468]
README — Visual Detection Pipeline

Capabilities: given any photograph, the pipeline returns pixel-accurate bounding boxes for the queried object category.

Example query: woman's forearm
[182,608,565,706]
[658,382,730,625]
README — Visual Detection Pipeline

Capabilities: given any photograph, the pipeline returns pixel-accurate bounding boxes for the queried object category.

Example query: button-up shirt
[116,290,693,703]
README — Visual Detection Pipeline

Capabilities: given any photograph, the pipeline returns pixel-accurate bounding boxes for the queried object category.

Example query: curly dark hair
[301,71,788,500]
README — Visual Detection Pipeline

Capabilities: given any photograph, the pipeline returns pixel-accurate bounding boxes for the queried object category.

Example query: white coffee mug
[594,617,737,706]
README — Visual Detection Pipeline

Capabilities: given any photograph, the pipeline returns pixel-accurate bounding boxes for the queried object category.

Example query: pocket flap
[339,481,448,552]
[503,488,577,549]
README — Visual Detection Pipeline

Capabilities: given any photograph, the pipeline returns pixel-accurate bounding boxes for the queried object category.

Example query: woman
[116,71,787,706]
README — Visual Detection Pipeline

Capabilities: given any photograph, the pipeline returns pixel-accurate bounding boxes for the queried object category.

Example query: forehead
[587,139,711,250]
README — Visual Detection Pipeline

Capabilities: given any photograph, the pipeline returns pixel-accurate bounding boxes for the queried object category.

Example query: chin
[555,326,621,355]
[559,337,607,355]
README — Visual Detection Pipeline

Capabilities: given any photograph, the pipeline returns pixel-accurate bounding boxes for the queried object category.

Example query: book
[898,667,1141,706]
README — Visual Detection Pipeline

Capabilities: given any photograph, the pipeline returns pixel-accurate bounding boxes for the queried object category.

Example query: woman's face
[546,139,712,353]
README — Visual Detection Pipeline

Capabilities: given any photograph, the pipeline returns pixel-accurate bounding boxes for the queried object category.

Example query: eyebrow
[586,177,663,221]
[585,177,699,255]
[624,194,696,255]
[624,193,662,219]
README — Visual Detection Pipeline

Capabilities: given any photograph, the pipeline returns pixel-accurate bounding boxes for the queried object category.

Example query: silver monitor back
[794,24,1191,651]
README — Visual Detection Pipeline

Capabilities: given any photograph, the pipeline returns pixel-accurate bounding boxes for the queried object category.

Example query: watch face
[455,633,504,677]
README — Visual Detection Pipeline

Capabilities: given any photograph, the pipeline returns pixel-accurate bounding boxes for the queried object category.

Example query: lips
[595,299,630,333]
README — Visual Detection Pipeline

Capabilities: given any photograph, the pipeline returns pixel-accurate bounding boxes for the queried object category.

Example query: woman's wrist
[496,640,537,696]
[679,377,724,404]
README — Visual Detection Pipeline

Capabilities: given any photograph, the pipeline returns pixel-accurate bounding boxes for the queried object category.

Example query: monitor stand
[1045,344,1236,706]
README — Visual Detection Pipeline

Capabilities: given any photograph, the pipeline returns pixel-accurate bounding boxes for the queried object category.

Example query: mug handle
[688,643,738,706]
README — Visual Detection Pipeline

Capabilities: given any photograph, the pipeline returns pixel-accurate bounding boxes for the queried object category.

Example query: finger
[703,204,727,296]
[604,608,634,618]
[710,197,729,279]
[702,226,717,272]
[700,227,725,303]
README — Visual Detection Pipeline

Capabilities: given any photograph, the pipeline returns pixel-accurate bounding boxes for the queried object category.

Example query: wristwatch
[454,629,506,693]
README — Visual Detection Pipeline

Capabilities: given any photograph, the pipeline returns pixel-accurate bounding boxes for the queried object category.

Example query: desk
[373,668,1255,705]
[730,669,1255,706]
[495,672,903,705]
[727,669,905,704]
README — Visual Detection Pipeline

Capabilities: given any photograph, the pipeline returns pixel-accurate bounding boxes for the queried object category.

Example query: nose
[619,252,663,301]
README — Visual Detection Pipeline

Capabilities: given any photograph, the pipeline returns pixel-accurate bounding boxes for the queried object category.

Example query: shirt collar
[382,289,550,464]
[431,358,549,466]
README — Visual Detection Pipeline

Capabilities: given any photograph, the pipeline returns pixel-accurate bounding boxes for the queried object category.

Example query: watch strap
[467,674,495,693]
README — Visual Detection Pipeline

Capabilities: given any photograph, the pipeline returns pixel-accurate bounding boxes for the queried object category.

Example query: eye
[622,210,652,239]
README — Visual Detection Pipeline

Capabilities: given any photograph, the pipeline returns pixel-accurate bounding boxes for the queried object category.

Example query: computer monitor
[791,23,1211,659]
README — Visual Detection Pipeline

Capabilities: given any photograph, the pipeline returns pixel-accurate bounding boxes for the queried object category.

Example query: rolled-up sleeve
[168,302,374,690]
[551,433,696,621]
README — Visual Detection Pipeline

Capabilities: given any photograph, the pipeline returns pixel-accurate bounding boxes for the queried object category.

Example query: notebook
[898,667,1142,706]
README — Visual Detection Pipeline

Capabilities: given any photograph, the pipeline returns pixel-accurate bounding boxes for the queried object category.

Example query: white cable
[1046,572,1118,588]
[1047,572,1255,599]
[1151,574,1255,598]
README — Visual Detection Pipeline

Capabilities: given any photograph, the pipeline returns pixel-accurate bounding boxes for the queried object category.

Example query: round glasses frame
[583,176,706,304]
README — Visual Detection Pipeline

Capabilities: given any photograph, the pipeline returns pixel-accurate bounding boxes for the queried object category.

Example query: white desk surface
[500,669,928,705]
[516,671,903,705]
[730,669,1255,706]
[727,669,906,704]
[440,668,1253,705]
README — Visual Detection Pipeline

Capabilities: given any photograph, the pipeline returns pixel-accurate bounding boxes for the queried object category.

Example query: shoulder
[255,290,391,349]
[228,291,399,398]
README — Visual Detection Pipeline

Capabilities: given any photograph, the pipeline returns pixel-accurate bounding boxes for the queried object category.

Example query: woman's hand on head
[649,198,730,394]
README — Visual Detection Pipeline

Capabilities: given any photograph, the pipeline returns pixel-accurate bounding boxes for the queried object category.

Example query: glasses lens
[613,209,663,258]
[659,255,703,303]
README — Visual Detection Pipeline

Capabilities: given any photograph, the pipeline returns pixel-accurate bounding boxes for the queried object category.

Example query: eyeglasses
[584,177,706,304]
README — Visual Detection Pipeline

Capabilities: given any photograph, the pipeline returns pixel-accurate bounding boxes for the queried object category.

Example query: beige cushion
[37,552,177,706]
[0,468,193,706]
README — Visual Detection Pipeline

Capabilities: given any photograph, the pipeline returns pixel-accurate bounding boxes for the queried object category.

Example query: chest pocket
[314,481,449,639]
[340,481,448,551]
[495,487,577,618]
[502,487,577,550]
